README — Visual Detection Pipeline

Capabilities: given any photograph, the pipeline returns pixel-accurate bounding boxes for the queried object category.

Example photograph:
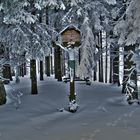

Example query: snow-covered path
[0,76,140,140]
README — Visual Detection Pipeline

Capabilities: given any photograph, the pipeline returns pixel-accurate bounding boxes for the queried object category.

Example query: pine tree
[114,0,140,104]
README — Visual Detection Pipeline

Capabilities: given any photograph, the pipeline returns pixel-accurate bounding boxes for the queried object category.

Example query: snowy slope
[0,76,140,140]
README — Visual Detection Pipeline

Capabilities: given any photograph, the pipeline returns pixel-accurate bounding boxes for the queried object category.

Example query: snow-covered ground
[0,76,140,140]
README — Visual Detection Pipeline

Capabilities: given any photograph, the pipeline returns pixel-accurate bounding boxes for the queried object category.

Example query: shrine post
[60,25,81,112]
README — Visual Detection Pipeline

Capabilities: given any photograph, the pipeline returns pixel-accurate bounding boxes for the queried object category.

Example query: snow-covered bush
[6,88,23,109]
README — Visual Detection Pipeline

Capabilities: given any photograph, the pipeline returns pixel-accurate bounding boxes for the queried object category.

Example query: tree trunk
[109,53,113,83]
[54,46,58,79]
[57,47,62,81]
[61,51,65,77]
[54,44,62,81]
[50,48,53,75]
[94,70,97,81]
[113,47,120,86]
[105,32,108,83]
[19,64,24,77]
[24,62,26,75]
[45,57,47,75]
[0,80,6,105]
[2,47,13,81]
[99,31,104,82]
[30,59,38,94]
[45,56,50,77]
[40,60,44,80]
[15,65,20,83]
[3,65,13,81]
[78,48,81,65]
[122,47,127,93]
[29,2,38,95]
[122,45,139,104]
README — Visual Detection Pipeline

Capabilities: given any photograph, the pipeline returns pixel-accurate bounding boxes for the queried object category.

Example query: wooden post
[69,59,76,102]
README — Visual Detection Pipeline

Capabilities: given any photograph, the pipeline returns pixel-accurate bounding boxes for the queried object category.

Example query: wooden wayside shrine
[60,25,81,47]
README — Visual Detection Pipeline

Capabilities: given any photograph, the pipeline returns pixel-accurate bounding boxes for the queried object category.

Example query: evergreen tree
[114,0,140,104]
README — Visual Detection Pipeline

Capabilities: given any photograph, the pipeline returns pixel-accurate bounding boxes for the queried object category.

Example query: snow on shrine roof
[60,24,80,34]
